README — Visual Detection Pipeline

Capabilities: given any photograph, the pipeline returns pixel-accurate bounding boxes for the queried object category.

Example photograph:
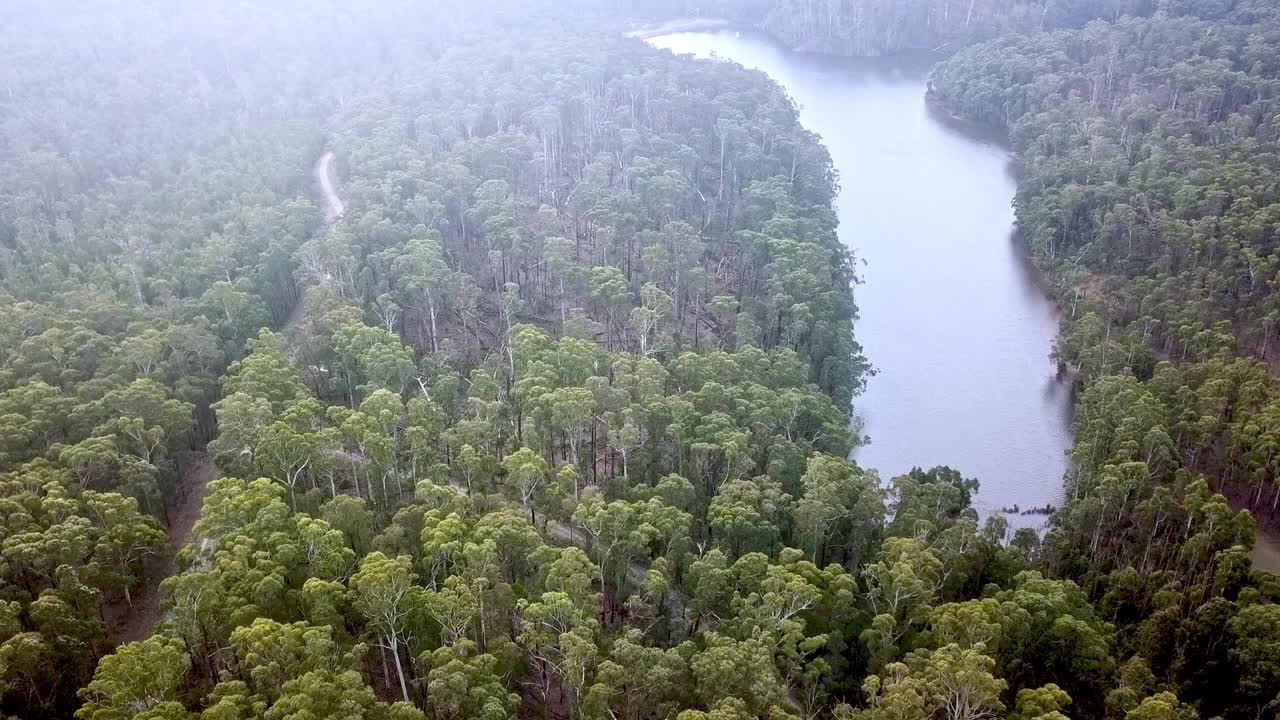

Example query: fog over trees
[0,1,1277,720]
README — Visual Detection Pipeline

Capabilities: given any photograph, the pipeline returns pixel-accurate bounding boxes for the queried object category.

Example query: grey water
[650,30,1073,529]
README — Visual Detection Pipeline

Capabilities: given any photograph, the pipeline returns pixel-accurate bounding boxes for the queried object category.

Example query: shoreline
[648,26,1072,530]
[624,17,731,40]
[648,21,1280,570]
[924,76,1280,570]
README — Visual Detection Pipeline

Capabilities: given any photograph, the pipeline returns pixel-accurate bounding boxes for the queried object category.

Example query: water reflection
[649,30,1074,530]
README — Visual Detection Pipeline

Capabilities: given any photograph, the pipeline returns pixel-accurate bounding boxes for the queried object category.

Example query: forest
[628,0,1167,56]
[0,1,1277,720]
[929,1,1280,541]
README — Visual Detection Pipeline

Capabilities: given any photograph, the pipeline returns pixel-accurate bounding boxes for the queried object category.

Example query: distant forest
[629,0,1170,55]
[0,1,1276,720]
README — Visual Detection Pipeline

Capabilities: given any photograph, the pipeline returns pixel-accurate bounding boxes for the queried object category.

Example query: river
[649,30,1074,530]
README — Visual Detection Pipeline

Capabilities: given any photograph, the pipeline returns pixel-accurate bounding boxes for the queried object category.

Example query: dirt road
[111,457,216,643]
[1251,529,1280,573]
[315,151,344,223]
[113,151,346,645]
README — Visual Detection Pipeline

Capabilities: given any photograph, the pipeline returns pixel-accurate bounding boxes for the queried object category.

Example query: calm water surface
[650,30,1074,527]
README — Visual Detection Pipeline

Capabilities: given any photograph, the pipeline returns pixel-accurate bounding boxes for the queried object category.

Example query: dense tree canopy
[926,4,1280,718]
[930,0,1280,539]
[634,0,1169,56]
[0,1,1277,720]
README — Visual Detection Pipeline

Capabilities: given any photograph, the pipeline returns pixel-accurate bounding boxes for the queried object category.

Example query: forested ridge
[929,2,1280,535]
[0,2,1277,720]
[626,0,1170,56]
[924,2,1280,717]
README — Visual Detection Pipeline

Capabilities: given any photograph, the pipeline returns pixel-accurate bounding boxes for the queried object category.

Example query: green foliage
[928,7,1280,720]
[850,643,1006,720]
[755,0,1163,56]
[3,1,1279,720]
[76,636,189,720]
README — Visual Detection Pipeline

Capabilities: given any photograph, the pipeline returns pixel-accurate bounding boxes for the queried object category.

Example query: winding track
[315,151,344,223]
[113,458,217,643]
[114,152,346,644]
[1251,530,1280,572]
[309,153,687,620]
[115,153,690,642]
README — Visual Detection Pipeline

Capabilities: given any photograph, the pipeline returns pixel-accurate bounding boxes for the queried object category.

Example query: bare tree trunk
[389,633,410,703]
[427,291,440,353]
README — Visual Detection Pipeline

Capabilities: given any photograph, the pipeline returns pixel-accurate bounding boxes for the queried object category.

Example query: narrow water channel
[650,30,1074,529]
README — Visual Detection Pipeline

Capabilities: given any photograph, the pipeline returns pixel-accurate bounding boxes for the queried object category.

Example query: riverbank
[625,17,730,40]
[653,26,1280,569]
[649,29,1073,529]
[924,54,1280,571]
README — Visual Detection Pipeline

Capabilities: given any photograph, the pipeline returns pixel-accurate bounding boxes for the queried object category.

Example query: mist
[2,1,1279,719]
